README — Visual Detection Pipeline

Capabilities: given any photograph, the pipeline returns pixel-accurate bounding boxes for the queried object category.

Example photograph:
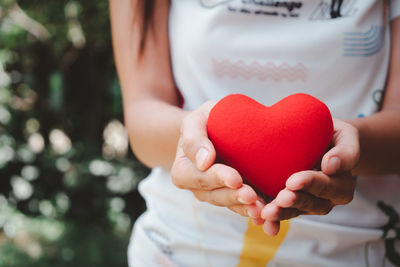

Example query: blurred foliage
[0,0,149,266]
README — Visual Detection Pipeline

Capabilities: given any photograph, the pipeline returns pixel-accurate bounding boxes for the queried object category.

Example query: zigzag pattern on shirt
[212,59,307,82]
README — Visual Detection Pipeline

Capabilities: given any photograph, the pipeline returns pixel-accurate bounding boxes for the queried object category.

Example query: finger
[180,101,217,171]
[286,171,355,205]
[274,189,333,215]
[192,184,258,207]
[251,218,265,226]
[263,221,280,236]
[228,200,264,218]
[261,202,303,221]
[171,158,243,190]
[321,119,360,175]
[228,205,248,217]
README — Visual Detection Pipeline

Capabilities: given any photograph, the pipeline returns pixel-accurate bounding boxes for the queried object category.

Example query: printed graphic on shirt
[238,220,290,267]
[372,89,384,106]
[212,59,308,82]
[343,25,384,57]
[357,113,365,118]
[200,0,235,7]
[144,228,173,256]
[372,201,400,267]
[310,0,358,20]
[199,0,303,18]
[358,89,384,118]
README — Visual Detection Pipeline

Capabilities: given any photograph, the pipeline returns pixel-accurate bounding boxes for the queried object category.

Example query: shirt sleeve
[391,0,400,20]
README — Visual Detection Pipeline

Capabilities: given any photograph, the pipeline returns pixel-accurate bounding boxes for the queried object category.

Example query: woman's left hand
[259,119,360,236]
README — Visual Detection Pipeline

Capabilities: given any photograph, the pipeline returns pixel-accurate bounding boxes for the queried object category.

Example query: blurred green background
[0,0,149,266]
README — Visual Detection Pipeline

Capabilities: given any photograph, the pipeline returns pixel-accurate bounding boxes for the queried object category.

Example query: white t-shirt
[128,1,400,266]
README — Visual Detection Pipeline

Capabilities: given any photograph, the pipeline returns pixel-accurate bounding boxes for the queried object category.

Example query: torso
[128,1,400,266]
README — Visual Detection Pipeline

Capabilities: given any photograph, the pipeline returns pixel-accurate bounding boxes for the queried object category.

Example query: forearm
[347,18,400,176]
[125,98,188,170]
[348,109,400,176]
[110,0,180,169]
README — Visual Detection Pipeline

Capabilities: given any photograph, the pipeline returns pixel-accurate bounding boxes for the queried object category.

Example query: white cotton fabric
[128,1,400,266]
[391,0,400,20]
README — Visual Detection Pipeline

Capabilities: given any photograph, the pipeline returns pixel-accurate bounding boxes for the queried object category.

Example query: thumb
[180,101,217,171]
[321,119,360,175]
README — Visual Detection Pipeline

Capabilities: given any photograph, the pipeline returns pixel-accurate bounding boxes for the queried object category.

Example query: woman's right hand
[171,101,265,222]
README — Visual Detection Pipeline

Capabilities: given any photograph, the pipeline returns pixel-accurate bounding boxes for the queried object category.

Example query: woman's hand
[171,101,265,219]
[260,119,360,236]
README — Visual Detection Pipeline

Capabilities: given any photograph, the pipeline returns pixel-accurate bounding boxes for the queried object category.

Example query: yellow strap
[237,220,290,267]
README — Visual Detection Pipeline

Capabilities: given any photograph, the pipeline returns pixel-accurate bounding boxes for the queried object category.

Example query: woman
[110,1,400,266]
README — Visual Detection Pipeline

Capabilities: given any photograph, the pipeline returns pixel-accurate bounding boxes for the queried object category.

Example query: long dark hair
[135,0,155,54]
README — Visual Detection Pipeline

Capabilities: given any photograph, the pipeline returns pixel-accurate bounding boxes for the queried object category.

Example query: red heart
[207,93,333,198]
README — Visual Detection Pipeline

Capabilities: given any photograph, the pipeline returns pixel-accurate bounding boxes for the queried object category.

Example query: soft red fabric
[207,94,333,198]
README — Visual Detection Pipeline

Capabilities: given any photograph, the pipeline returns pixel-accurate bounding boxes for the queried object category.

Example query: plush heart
[207,93,333,198]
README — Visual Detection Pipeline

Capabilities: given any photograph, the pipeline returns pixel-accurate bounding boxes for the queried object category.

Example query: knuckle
[170,164,184,189]
[210,164,228,186]
[340,192,354,205]
[181,135,197,158]
[195,175,209,190]
[316,182,330,198]
[302,171,316,187]
[287,192,299,207]
[239,207,249,217]
[320,205,333,215]
[193,191,207,202]
[209,197,224,207]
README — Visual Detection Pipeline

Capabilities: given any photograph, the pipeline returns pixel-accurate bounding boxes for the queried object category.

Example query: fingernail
[238,196,251,205]
[328,157,341,173]
[260,204,273,220]
[247,208,258,219]
[196,148,209,170]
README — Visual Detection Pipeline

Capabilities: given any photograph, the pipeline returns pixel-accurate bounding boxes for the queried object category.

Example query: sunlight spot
[89,159,114,176]
[55,192,70,213]
[56,157,71,172]
[39,200,55,218]
[28,133,45,153]
[11,175,33,200]
[109,197,125,213]
[0,68,11,88]
[103,119,128,159]
[0,105,11,124]
[49,129,72,154]
[25,118,40,134]
[21,165,39,181]
[106,167,136,194]
[4,221,17,238]
[0,145,15,166]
